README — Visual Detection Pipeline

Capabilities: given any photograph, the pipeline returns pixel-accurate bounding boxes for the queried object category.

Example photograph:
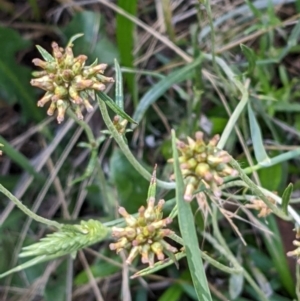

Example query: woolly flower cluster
[109,199,177,267]
[171,131,238,201]
[30,42,114,123]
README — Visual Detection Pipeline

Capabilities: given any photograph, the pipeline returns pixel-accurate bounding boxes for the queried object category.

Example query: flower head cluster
[30,42,114,123]
[113,116,128,134]
[0,144,3,156]
[245,196,276,217]
[109,170,177,267]
[170,131,237,201]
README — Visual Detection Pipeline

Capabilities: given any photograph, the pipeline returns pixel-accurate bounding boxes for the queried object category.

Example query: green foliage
[0,26,42,121]
[1,1,300,300]
[116,0,138,103]
[109,149,149,212]
[62,11,119,64]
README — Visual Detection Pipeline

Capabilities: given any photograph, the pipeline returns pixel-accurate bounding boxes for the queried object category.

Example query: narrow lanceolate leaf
[281,183,293,215]
[240,44,256,74]
[132,56,202,126]
[116,0,137,104]
[67,33,84,47]
[97,91,137,124]
[171,130,212,301]
[0,136,41,180]
[36,45,55,62]
[247,102,270,164]
[114,59,124,110]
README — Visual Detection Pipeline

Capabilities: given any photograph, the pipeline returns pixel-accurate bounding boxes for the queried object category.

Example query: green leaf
[257,160,282,192]
[36,45,55,62]
[62,11,118,64]
[229,273,244,299]
[171,130,212,301]
[109,149,149,212]
[0,136,41,180]
[97,91,137,124]
[158,283,183,301]
[247,102,270,164]
[116,0,138,104]
[241,44,256,74]
[67,33,84,47]
[132,56,202,125]
[281,183,293,215]
[263,215,295,296]
[0,26,42,121]
[114,59,124,110]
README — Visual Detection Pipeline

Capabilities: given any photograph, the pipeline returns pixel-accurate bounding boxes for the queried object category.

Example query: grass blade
[97,91,137,124]
[116,0,138,104]
[248,102,270,164]
[0,136,41,180]
[171,130,212,301]
[132,56,202,126]
[114,59,124,110]
[281,183,293,215]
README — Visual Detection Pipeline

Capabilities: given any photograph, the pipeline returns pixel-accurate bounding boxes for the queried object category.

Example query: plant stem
[229,157,291,221]
[212,206,269,301]
[0,184,61,229]
[97,96,176,189]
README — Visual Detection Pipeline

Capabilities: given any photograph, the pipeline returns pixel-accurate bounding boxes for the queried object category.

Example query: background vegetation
[0,0,300,300]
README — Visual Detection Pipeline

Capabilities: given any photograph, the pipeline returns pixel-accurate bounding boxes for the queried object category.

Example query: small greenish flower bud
[73,75,93,90]
[56,100,68,124]
[96,74,115,83]
[30,78,54,91]
[151,242,164,261]
[69,86,83,104]
[118,207,137,227]
[73,105,84,120]
[47,102,57,116]
[37,93,53,107]
[32,70,47,77]
[195,163,210,177]
[54,85,68,98]
[61,69,74,81]
[207,155,224,166]
[64,46,74,66]
[144,197,155,221]
[187,136,196,149]
[126,246,140,264]
[148,251,155,267]
[52,42,63,62]
[32,58,48,69]
[72,55,87,74]
[160,240,178,253]
[91,82,106,91]
[141,244,151,264]
[82,98,94,112]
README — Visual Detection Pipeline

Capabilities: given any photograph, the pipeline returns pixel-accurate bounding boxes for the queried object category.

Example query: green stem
[67,110,96,145]
[168,232,241,275]
[0,184,61,229]
[97,96,175,189]
[242,148,300,174]
[212,206,269,301]
[229,157,291,221]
